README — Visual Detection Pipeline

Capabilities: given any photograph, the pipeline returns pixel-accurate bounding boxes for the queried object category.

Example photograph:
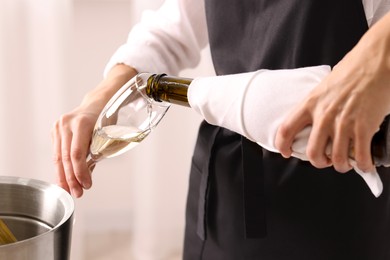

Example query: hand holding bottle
[274,12,390,173]
[187,65,387,197]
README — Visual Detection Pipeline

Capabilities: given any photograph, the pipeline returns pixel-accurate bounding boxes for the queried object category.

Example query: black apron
[183,1,390,259]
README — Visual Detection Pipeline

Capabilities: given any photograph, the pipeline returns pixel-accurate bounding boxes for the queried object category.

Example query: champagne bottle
[145,74,192,107]
[141,73,390,167]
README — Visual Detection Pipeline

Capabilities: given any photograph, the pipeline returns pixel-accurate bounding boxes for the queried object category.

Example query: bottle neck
[146,74,192,107]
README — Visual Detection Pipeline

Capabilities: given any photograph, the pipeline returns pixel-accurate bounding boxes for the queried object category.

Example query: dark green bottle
[144,73,390,167]
[146,74,192,107]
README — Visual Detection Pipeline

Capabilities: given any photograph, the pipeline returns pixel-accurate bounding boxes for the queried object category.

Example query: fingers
[60,122,84,198]
[51,123,70,193]
[275,107,311,158]
[51,113,95,198]
[353,128,375,172]
[329,114,376,173]
[275,102,331,169]
[276,107,376,173]
[71,123,94,190]
[305,122,333,169]
[330,121,352,173]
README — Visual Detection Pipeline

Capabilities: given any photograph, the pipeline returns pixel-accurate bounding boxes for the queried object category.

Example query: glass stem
[86,156,97,172]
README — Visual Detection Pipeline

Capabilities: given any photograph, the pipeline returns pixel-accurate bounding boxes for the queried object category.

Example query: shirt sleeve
[363,0,390,26]
[103,0,208,77]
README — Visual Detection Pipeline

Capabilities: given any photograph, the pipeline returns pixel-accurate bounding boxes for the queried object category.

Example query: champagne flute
[86,73,170,171]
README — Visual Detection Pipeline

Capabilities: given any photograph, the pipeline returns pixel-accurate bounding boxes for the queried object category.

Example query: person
[51,0,390,259]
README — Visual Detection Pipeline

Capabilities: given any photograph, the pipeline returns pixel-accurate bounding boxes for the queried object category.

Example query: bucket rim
[0,176,74,248]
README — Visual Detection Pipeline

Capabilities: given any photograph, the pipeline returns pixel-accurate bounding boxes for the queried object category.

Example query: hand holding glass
[86,73,170,171]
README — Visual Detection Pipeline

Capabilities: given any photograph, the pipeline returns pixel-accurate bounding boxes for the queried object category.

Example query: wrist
[360,12,390,72]
[81,64,138,110]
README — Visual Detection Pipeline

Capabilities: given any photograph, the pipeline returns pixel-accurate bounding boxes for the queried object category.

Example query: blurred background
[0,0,214,259]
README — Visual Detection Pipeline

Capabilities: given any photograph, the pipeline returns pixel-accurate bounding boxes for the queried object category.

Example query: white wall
[0,0,71,181]
[0,0,214,259]
[71,0,215,258]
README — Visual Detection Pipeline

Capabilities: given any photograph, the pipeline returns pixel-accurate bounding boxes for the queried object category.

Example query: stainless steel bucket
[0,176,74,260]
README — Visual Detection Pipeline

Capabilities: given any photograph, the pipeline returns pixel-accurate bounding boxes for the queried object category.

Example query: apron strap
[241,136,267,238]
[196,126,221,241]
[196,127,267,240]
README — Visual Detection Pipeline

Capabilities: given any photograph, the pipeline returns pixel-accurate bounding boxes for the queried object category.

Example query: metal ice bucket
[0,176,74,260]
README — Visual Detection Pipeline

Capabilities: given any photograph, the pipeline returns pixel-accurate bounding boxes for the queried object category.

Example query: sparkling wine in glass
[86,73,171,170]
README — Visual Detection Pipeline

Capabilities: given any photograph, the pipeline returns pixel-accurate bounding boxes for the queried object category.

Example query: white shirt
[103,0,390,197]
[104,0,390,76]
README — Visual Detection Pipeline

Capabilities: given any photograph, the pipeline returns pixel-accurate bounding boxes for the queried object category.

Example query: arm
[104,0,208,76]
[275,10,390,173]
[51,0,207,198]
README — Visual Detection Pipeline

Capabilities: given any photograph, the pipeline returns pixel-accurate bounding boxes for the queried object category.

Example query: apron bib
[183,1,390,259]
